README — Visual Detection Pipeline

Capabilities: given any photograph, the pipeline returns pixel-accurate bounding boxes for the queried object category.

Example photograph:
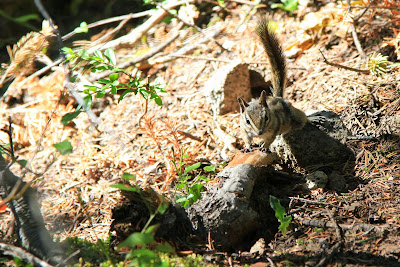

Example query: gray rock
[271,110,354,168]
[305,171,328,189]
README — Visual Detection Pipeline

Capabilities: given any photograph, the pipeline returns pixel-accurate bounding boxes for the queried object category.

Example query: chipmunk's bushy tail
[256,18,287,98]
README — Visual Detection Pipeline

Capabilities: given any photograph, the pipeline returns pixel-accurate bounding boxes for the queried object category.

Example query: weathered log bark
[0,156,64,265]
[186,161,275,250]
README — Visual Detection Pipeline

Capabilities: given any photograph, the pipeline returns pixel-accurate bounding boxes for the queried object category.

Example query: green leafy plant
[271,0,298,12]
[171,148,213,208]
[118,224,174,267]
[111,173,173,266]
[269,195,292,235]
[62,47,165,124]
[66,236,116,266]
[74,21,89,33]
[53,140,73,155]
[367,52,392,75]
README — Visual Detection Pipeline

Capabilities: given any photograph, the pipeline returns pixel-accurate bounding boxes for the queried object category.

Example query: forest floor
[1,0,400,266]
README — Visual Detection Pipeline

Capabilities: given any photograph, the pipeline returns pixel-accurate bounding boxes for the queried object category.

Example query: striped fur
[238,91,307,149]
[237,18,307,150]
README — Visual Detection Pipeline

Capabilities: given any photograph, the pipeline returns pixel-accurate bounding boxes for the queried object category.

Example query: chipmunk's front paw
[259,146,270,153]
[241,144,253,153]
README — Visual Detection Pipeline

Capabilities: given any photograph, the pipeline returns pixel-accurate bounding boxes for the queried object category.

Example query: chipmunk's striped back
[237,18,307,150]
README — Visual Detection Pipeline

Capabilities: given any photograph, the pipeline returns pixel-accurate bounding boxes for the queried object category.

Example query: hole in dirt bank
[249,69,272,98]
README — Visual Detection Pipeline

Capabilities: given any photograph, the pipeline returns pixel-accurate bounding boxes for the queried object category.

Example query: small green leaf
[176,196,190,208]
[271,0,298,11]
[83,85,98,91]
[111,85,117,94]
[97,78,111,84]
[111,67,125,72]
[117,233,154,250]
[92,65,109,72]
[53,140,73,155]
[204,165,215,172]
[61,110,81,125]
[118,89,134,103]
[83,95,92,111]
[74,21,88,33]
[144,224,160,235]
[17,159,28,168]
[94,50,103,60]
[110,184,138,192]
[184,162,201,174]
[153,95,162,106]
[176,197,187,203]
[122,172,135,181]
[13,257,23,265]
[61,47,74,55]
[131,248,157,259]
[279,216,292,235]
[104,48,117,65]
[109,73,119,82]
[189,184,203,201]
[269,195,292,235]
[14,14,40,23]
[96,90,106,98]
[176,183,185,190]
[155,242,175,253]
[270,195,285,221]
[139,88,149,99]
[157,202,169,215]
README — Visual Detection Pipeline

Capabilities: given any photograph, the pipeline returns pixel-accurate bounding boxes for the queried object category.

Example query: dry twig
[62,11,152,41]
[87,0,195,53]
[0,243,53,267]
[88,21,185,82]
[319,50,369,73]
[155,2,225,50]
[289,196,340,208]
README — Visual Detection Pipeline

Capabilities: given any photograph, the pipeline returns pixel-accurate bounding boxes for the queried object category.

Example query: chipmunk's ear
[259,90,268,108]
[237,97,248,112]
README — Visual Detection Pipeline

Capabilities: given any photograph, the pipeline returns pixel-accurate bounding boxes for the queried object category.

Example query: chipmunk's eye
[246,117,251,125]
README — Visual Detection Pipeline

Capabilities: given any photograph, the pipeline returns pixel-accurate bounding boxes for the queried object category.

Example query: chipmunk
[237,18,307,150]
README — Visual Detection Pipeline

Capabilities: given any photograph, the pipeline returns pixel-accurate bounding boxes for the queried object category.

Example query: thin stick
[319,50,369,73]
[150,25,222,64]
[0,243,53,267]
[170,54,232,63]
[326,208,344,241]
[349,23,367,59]
[88,21,184,82]
[289,196,340,208]
[87,0,195,53]
[156,2,226,51]
[345,5,400,11]
[90,14,133,46]
[62,11,152,41]
[137,76,150,127]
[347,1,368,59]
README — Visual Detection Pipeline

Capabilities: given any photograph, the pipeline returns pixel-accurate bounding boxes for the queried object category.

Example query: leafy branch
[110,173,173,266]
[61,47,165,125]
[171,148,214,208]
